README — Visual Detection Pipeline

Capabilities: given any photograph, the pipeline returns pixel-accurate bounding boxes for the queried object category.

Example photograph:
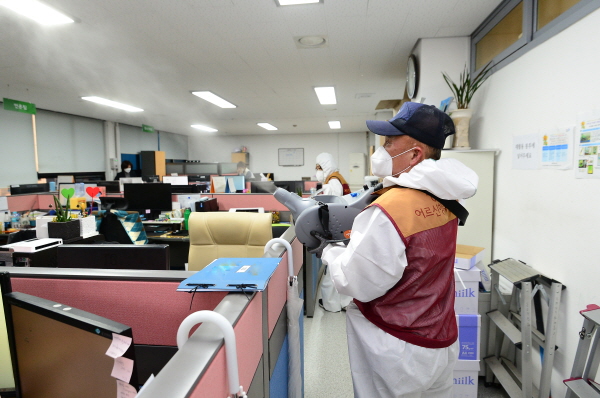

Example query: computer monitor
[250,181,277,194]
[57,244,170,270]
[118,177,143,193]
[142,175,160,183]
[99,197,129,210]
[123,183,172,218]
[9,183,50,195]
[162,176,189,185]
[273,180,305,194]
[1,273,139,397]
[94,180,121,194]
[187,174,212,183]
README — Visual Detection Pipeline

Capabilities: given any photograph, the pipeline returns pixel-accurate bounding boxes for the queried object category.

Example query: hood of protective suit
[316,152,338,178]
[383,158,478,200]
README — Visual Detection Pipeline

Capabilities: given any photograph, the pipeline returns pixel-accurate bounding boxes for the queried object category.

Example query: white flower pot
[450,108,473,149]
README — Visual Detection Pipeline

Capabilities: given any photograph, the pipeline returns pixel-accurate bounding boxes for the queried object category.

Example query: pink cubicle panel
[267,238,303,337]
[6,195,39,212]
[189,291,263,398]
[11,278,227,346]
[210,194,288,211]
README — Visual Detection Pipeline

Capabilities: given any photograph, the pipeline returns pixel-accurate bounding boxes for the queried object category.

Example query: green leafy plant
[442,62,493,109]
[51,195,72,222]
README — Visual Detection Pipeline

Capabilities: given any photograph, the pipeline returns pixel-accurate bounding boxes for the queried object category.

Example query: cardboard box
[456,314,480,360]
[453,360,479,398]
[455,244,485,270]
[455,266,480,314]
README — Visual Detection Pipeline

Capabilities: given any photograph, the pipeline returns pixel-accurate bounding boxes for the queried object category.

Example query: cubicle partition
[1,226,305,397]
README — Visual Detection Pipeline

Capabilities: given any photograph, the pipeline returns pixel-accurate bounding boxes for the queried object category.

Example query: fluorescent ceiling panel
[191,91,236,108]
[191,125,218,133]
[257,123,277,131]
[328,121,341,129]
[0,0,74,25]
[81,96,143,112]
[276,0,320,5]
[314,87,336,105]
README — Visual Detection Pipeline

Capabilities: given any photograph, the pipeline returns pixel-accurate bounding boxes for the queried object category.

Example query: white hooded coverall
[322,158,479,398]
[315,152,353,312]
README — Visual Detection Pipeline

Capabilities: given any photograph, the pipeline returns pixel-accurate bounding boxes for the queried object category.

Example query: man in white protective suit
[321,102,479,398]
[314,152,352,312]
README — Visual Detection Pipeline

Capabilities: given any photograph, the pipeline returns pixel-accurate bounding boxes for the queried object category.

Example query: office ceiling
[0,0,501,136]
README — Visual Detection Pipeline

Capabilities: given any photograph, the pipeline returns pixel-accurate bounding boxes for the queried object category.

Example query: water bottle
[3,212,10,230]
[183,208,191,230]
[11,212,20,229]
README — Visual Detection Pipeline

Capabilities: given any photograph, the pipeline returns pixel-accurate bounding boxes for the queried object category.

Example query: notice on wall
[512,134,540,170]
[541,127,573,170]
[575,117,600,179]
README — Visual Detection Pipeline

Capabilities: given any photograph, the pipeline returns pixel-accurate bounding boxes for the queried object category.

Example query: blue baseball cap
[366,102,455,149]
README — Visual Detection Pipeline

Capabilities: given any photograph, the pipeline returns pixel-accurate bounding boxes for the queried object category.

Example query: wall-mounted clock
[406,54,419,99]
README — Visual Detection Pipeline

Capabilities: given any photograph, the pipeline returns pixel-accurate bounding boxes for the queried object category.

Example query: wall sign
[142,125,154,133]
[278,148,304,167]
[3,98,36,114]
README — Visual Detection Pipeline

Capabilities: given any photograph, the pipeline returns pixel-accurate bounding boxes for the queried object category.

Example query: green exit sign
[3,98,36,114]
[142,124,154,133]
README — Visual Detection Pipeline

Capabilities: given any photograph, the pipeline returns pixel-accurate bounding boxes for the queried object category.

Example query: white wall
[470,8,600,395]
[412,37,470,110]
[188,132,368,181]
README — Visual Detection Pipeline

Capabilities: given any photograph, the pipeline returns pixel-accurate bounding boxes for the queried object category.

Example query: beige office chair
[187,212,273,271]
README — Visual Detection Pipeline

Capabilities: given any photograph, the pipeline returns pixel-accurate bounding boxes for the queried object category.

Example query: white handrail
[264,238,294,280]
[176,310,246,397]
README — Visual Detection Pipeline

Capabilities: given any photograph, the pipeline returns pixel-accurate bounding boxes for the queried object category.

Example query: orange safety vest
[325,172,351,195]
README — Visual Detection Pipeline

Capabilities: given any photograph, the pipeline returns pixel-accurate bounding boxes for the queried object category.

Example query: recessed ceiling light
[191,125,218,133]
[257,123,278,131]
[328,121,341,129]
[0,0,74,25]
[314,87,336,105]
[191,91,236,109]
[276,0,321,6]
[81,96,143,112]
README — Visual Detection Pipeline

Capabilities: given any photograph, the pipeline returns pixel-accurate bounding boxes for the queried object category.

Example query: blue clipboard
[177,257,282,292]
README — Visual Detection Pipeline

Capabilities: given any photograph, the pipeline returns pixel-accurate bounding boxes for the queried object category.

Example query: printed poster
[541,127,573,170]
[575,117,600,179]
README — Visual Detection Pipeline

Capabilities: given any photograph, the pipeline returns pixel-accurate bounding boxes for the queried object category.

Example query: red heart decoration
[86,187,101,198]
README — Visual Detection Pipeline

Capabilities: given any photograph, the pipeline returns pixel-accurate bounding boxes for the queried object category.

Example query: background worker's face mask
[124,168,132,173]
[315,170,324,182]
[370,146,415,178]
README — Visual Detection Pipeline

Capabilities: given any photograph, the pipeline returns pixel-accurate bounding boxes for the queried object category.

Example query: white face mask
[315,170,324,182]
[124,168,132,173]
[370,146,415,178]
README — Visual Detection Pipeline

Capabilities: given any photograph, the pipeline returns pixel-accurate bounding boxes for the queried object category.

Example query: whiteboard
[278,148,304,166]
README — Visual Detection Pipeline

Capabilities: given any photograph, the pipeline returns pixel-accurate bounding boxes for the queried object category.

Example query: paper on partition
[227,177,237,193]
[111,356,135,383]
[0,196,7,211]
[116,379,138,398]
[212,176,227,193]
[105,333,133,358]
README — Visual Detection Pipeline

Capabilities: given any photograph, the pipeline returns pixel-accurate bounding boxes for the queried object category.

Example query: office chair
[187,212,273,271]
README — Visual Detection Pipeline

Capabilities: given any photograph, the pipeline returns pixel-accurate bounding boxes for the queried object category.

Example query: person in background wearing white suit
[321,102,479,398]
[314,152,353,312]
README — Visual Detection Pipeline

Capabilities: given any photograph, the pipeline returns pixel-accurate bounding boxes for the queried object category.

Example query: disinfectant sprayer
[273,184,382,254]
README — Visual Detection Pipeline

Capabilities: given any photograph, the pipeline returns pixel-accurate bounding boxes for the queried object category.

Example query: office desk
[147,233,188,271]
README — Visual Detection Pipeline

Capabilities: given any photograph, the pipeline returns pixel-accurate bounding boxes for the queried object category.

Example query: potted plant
[442,62,493,148]
[47,191,80,240]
